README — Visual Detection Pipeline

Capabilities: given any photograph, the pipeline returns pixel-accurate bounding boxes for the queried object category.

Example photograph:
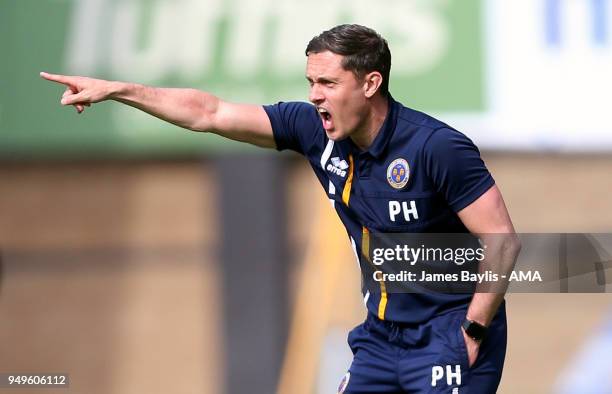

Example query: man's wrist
[462,318,488,341]
[465,314,489,327]
[109,81,132,101]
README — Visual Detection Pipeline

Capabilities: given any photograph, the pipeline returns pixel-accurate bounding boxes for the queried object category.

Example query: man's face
[306,51,367,141]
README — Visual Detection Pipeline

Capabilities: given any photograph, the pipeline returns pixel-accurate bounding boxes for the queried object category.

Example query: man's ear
[363,71,383,98]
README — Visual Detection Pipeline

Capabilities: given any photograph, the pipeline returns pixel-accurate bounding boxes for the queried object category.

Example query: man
[42,24,520,393]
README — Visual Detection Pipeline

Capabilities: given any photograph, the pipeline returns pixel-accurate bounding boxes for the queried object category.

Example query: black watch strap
[462,319,488,341]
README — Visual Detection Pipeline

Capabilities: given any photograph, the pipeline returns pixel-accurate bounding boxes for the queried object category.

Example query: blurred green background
[1,0,483,158]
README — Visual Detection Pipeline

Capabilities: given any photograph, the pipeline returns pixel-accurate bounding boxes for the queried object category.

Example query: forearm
[467,233,521,326]
[466,293,503,327]
[110,82,218,132]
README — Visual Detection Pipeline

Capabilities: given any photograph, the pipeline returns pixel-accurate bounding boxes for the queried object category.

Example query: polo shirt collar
[357,94,399,159]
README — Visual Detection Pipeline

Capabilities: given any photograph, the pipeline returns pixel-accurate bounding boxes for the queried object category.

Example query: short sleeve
[423,127,495,212]
[263,101,319,155]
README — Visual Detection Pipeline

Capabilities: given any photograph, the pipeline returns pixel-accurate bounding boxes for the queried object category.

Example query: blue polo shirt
[263,96,495,324]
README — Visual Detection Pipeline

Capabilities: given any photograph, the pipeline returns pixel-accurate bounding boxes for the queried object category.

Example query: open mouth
[317,107,333,130]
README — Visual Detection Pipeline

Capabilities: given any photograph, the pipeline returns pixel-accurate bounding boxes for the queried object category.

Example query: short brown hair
[306,24,392,96]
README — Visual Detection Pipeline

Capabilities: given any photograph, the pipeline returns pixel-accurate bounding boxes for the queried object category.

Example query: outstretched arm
[40,72,276,148]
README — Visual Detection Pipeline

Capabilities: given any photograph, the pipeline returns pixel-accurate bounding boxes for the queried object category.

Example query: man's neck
[350,94,389,151]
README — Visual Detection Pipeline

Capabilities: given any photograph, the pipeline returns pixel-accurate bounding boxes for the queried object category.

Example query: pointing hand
[40,72,113,114]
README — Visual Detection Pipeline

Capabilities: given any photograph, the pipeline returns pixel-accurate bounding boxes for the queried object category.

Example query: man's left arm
[457,184,521,366]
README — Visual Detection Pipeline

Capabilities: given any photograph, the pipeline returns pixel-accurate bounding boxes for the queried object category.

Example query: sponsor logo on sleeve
[337,372,350,393]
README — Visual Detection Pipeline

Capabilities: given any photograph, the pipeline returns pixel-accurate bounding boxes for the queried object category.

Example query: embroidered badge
[386,158,410,189]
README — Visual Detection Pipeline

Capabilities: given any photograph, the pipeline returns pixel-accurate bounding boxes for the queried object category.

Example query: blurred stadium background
[1,0,611,393]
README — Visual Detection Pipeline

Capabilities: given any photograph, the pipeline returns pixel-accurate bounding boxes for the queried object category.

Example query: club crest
[386,158,410,189]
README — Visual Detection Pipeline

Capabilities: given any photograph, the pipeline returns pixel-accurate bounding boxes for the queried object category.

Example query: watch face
[464,320,487,340]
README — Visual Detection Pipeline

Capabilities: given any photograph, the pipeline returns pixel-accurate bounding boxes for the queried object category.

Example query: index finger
[40,71,74,86]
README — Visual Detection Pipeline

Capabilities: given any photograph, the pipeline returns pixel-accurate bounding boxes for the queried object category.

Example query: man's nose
[309,85,324,104]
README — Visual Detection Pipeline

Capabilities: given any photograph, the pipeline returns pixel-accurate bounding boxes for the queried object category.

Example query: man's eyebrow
[305,76,338,83]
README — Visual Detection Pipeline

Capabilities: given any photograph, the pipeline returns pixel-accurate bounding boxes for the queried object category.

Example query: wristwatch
[462,319,488,341]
